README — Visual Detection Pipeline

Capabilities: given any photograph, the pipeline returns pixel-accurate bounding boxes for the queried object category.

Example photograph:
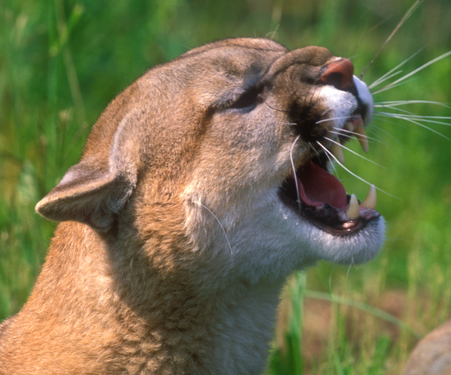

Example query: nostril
[320,58,355,90]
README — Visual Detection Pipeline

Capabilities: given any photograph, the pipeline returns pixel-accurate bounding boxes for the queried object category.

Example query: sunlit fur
[0,38,384,374]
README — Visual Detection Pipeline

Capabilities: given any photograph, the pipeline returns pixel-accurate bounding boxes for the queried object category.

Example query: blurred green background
[1,0,451,373]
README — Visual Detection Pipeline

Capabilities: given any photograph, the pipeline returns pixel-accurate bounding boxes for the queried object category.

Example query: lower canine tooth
[346,194,360,220]
[354,125,369,153]
[330,143,345,164]
[361,184,377,210]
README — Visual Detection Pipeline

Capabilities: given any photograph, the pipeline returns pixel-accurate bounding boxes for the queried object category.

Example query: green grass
[1,0,451,373]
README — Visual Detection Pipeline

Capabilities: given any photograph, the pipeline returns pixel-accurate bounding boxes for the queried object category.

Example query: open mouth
[279,116,380,237]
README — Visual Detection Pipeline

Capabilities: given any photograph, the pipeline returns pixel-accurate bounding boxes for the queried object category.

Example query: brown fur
[0,38,383,374]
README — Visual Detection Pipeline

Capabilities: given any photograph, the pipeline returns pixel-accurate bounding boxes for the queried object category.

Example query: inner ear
[35,159,136,232]
[36,110,141,233]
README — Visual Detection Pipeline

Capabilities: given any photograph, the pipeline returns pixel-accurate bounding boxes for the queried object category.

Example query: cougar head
[36,38,384,283]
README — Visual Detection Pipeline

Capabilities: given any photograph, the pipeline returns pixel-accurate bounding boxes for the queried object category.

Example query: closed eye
[229,85,263,111]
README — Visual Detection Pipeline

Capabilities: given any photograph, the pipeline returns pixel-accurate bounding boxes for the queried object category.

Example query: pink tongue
[297,161,347,209]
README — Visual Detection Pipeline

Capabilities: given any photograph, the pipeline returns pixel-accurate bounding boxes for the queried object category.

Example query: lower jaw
[279,192,380,237]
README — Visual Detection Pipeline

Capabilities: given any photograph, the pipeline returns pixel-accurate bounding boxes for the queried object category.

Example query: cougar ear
[36,115,139,232]
[35,162,135,232]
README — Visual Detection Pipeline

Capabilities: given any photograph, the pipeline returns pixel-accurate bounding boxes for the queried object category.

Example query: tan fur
[0,38,384,374]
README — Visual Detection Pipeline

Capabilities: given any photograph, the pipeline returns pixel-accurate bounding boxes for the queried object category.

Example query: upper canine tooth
[354,125,369,153]
[346,194,360,220]
[344,122,354,132]
[330,142,345,164]
[361,184,377,210]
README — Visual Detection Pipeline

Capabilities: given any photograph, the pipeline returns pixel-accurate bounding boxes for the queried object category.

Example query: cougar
[0,38,384,374]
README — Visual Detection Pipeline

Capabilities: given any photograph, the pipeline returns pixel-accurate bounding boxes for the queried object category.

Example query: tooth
[354,125,369,153]
[361,184,377,210]
[330,142,345,164]
[344,122,354,132]
[346,194,360,220]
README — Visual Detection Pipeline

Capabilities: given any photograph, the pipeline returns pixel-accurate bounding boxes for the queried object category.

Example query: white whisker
[331,128,381,143]
[290,135,302,209]
[373,51,451,95]
[308,141,322,158]
[329,130,354,142]
[346,257,355,279]
[321,103,345,117]
[372,78,416,94]
[316,141,400,199]
[378,112,451,122]
[375,100,451,110]
[329,128,389,148]
[328,264,337,297]
[310,141,341,176]
[199,203,234,255]
[386,116,451,127]
[375,105,450,124]
[360,0,421,78]
[374,113,450,139]
[376,105,420,119]
[324,136,385,168]
[319,142,340,178]
[369,70,403,88]
[316,116,350,125]
[369,47,425,89]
